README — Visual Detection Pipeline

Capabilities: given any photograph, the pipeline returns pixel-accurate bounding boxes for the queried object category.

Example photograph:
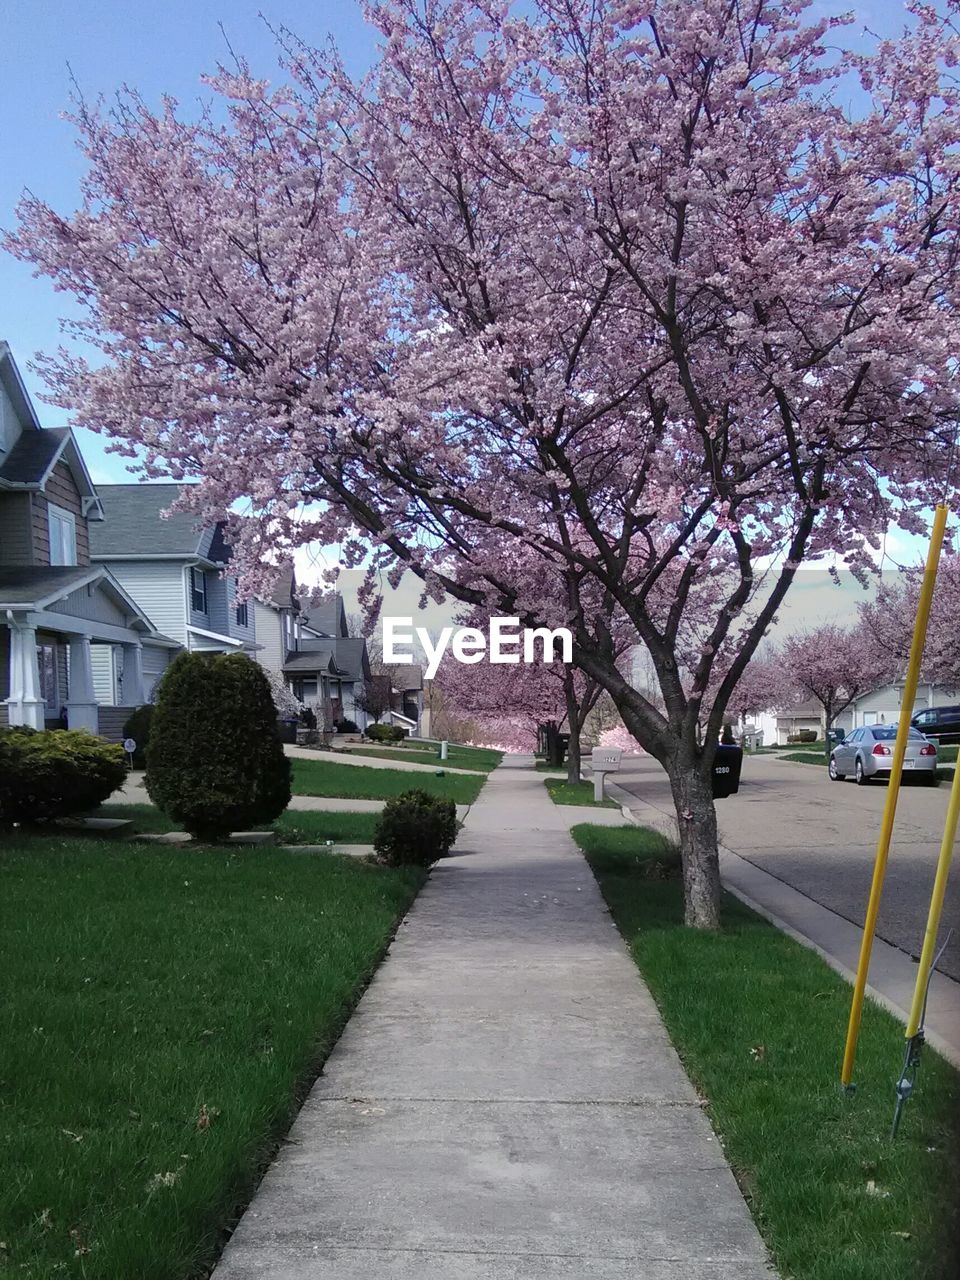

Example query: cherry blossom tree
[859,554,960,693]
[9,0,960,925]
[783,625,894,750]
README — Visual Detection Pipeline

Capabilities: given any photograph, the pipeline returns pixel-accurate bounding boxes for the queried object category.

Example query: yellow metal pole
[904,755,960,1038]
[840,502,949,1088]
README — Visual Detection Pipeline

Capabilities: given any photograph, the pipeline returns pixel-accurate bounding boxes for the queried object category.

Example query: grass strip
[543,777,617,808]
[290,757,485,804]
[573,822,960,1280]
[96,803,381,845]
[0,833,424,1279]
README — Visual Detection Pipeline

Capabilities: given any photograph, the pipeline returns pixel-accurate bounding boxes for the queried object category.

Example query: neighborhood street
[612,754,960,982]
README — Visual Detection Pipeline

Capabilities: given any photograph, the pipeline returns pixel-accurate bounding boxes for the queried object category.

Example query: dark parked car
[911,705,960,745]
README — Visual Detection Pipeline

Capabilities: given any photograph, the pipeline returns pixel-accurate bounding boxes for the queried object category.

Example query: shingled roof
[90,484,222,560]
[0,427,69,487]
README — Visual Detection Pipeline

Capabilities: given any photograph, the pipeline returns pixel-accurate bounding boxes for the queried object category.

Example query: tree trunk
[668,761,722,929]
[564,677,581,784]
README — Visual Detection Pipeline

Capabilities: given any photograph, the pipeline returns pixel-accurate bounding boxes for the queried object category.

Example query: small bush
[146,652,292,841]
[374,788,458,866]
[0,727,127,824]
[334,718,359,733]
[787,730,819,744]
[366,723,405,744]
[122,705,154,769]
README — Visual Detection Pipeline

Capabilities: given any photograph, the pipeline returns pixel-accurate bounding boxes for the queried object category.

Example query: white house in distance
[753,683,957,746]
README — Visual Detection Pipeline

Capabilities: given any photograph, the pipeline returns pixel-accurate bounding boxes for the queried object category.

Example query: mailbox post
[590,746,623,802]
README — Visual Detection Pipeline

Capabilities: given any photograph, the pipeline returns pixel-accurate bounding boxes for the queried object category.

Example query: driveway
[612,753,960,981]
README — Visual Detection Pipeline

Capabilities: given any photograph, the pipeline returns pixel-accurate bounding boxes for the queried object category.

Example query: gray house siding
[254,600,284,673]
[226,577,256,647]
[103,561,190,646]
[57,582,131,628]
[91,644,118,705]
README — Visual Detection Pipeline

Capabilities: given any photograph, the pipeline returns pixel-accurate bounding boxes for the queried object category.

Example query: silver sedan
[829,725,938,786]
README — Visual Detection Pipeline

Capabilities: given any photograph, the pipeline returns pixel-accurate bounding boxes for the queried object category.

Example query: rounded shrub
[373,788,458,867]
[0,727,128,824]
[121,704,154,769]
[366,723,407,744]
[145,652,292,841]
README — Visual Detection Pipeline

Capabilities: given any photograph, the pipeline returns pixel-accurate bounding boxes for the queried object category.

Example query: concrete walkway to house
[213,757,773,1279]
[285,744,486,776]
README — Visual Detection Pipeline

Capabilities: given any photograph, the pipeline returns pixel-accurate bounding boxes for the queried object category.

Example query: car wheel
[829,755,845,781]
[855,757,869,786]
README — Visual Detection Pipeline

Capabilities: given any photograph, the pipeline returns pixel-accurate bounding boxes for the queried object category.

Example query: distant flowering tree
[783,626,894,749]
[859,555,960,693]
[263,666,302,720]
[9,0,960,925]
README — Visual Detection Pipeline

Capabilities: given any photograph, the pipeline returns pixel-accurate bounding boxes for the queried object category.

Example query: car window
[847,729,862,744]
[914,711,933,725]
[872,726,925,740]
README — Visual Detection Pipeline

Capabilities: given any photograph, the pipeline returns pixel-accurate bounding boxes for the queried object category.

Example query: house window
[190,567,207,614]
[48,504,77,566]
[235,600,248,627]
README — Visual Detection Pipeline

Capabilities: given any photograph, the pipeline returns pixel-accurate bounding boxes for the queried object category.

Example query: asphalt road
[613,753,960,982]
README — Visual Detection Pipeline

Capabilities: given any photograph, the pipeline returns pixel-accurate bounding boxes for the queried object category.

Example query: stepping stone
[278,843,377,858]
[137,831,192,845]
[227,831,276,846]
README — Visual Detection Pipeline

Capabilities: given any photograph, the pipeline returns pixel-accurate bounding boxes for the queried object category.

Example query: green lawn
[342,745,497,772]
[543,777,617,808]
[97,803,380,845]
[573,822,960,1280]
[781,751,829,766]
[0,834,424,1280]
[290,757,485,804]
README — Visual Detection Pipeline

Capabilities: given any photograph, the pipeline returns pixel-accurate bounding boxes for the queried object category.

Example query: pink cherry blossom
[8,0,960,926]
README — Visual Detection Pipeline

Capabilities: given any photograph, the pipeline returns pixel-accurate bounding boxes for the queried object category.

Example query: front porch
[1,565,178,739]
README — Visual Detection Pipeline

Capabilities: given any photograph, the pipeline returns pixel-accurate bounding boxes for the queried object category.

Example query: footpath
[214,758,773,1279]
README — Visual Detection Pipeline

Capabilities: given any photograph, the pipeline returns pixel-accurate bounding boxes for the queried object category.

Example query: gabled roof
[90,484,221,560]
[0,563,177,643]
[0,340,41,433]
[0,564,99,607]
[303,595,348,638]
[0,426,68,486]
[282,635,371,680]
[383,662,424,691]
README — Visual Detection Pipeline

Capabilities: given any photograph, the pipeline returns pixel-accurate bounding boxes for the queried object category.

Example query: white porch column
[6,619,45,729]
[66,634,99,734]
[121,643,146,707]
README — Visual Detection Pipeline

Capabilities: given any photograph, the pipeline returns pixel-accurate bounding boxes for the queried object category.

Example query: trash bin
[712,745,744,798]
[827,727,845,746]
[277,718,299,745]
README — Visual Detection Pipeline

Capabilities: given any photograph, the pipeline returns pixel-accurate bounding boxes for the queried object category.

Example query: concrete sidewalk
[214,758,773,1279]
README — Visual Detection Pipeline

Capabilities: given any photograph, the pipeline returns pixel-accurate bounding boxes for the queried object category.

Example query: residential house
[0,342,178,737]
[252,564,302,677]
[283,596,372,728]
[380,663,426,736]
[754,682,958,745]
[89,484,261,702]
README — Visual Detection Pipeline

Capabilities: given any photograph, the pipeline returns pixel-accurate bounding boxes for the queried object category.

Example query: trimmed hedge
[0,727,128,824]
[373,788,458,866]
[121,704,154,769]
[145,652,292,841]
[367,723,407,744]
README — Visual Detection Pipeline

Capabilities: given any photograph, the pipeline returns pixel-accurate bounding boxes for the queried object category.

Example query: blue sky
[0,0,949,605]
[0,1,378,483]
